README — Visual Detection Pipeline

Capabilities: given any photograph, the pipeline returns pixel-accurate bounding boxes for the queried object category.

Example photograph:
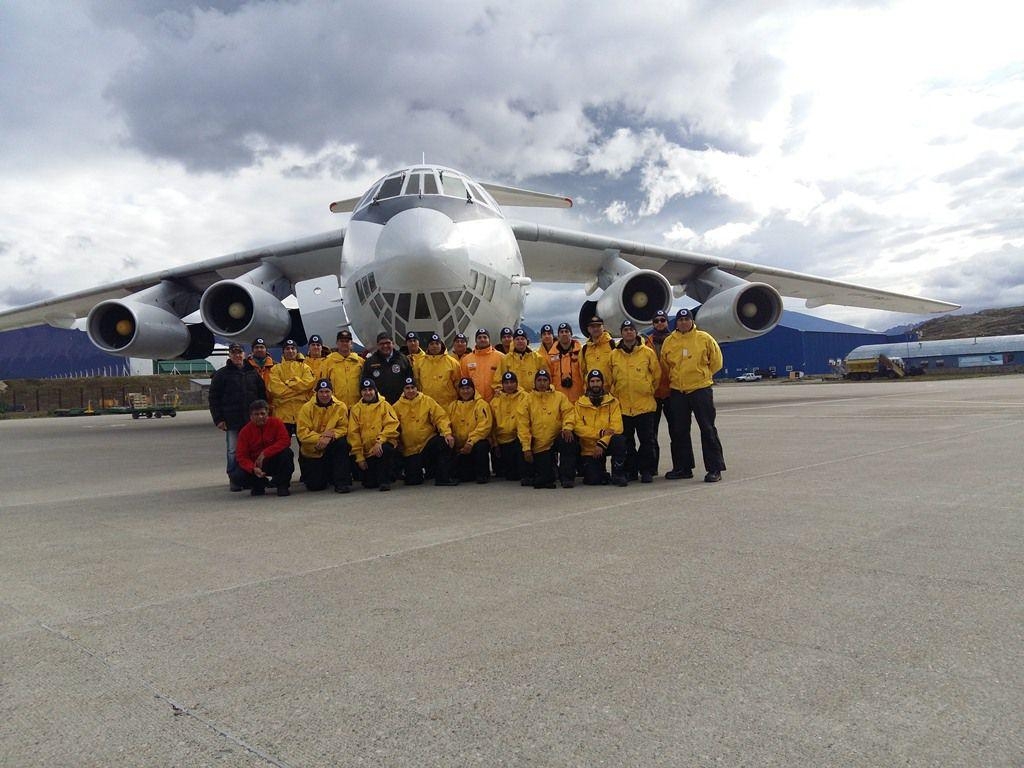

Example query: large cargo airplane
[0,164,958,358]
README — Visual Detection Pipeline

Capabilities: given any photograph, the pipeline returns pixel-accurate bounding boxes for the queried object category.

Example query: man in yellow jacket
[580,315,616,384]
[574,369,628,487]
[302,335,329,382]
[324,329,364,407]
[393,377,457,486]
[415,333,460,407]
[348,378,400,491]
[518,369,576,489]
[489,371,529,482]
[268,339,315,436]
[659,308,726,483]
[499,328,546,392]
[447,377,493,483]
[296,379,353,493]
[610,320,662,483]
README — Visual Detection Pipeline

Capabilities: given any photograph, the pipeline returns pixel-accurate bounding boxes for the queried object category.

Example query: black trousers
[404,435,453,485]
[361,442,397,488]
[531,437,576,487]
[492,439,525,481]
[668,387,726,473]
[580,434,627,485]
[453,440,491,482]
[622,411,657,478]
[229,447,295,490]
[299,438,352,491]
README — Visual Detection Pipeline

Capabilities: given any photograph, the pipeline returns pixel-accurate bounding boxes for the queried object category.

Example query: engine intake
[86,281,206,359]
[200,279,292,343]
[590,269,673,330]
[694,282,783,341]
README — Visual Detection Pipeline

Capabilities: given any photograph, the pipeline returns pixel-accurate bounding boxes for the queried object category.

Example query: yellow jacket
[323,351,366,407]
[303,355,330,383]
[543,339,584,403]
[460,346,504,401]
[296,396,349,458]
[268,359,315,424]
[415,353,461,407]
[393,392,452,457]
[573,394,624,457]
[499,348,547,392]
[518,389,575,454]
[245,356,275,405]
[580,331,616,383]
[490,388,529,445]
[447,395,493,449]
[347,396,400,463]
[659,326,723,393]
[610,342,662,416]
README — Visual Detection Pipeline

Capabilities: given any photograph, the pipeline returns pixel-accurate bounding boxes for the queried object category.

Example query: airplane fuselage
[339,166,528,344]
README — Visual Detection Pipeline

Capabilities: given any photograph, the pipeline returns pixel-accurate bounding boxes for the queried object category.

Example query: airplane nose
[373,207,469,289]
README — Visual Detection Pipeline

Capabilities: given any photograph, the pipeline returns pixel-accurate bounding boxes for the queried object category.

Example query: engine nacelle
[592,269,673,330]
[694,282,783,341]
[200,279,292,343]
[86,281,209,359]
[88,300,192,359]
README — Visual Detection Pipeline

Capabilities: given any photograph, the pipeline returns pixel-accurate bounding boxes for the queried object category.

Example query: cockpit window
[423,172,438,195]
[403,173,422,196]
[376,174,405,200]
[440,174,468,200]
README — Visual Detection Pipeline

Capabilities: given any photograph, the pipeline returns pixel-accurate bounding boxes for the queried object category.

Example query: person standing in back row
[659,308,726,483]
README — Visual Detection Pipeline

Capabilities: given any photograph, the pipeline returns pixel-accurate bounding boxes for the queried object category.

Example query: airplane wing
[510,220,958,313]
[0,229,346,331]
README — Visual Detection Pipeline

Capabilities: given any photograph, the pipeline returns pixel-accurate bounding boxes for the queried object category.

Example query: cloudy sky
[2,0,1022,332]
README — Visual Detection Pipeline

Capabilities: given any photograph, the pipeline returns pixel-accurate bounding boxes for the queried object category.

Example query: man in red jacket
[230,399,295,496]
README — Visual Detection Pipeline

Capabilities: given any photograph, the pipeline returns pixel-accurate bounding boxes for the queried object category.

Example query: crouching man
[394,377,458,486]
[447,377,493,483]
[574,370,628,486]
[296,379,353,494]
[230,399,295,496]
[349,379,400,491]
[518,369,576,489]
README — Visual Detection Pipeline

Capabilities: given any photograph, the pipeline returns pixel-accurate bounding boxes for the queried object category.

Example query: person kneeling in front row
[296,379,353,493]
[349,379,400,491]
[230,399,295,496]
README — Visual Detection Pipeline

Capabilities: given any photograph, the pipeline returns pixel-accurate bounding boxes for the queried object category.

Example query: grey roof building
[846,334,1024,372]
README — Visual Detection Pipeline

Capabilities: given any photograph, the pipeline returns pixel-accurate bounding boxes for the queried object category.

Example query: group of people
[208,310,726,496]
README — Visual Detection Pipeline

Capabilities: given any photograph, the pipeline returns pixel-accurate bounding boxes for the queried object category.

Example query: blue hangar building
[717,310,897,378]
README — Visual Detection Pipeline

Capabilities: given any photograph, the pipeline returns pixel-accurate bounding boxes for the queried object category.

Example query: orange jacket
[543,339,584,403]
[460,346,504,401]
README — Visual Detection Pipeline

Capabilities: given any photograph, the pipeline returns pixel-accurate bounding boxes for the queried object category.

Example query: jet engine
[86,282,212,359]
[687,268,783,342]
[200,264,293,343]
[579,254,673,331]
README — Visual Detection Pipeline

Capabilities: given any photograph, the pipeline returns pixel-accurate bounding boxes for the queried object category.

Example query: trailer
[128,392,178,419]
[844,354,906,380]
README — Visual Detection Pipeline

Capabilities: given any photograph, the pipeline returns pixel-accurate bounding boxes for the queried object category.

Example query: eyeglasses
[653,318,668,323]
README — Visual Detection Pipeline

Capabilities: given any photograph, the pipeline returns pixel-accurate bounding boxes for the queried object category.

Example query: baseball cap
[376,332,392,342]
[585,316,603,326]
[336,330,353,341]
[227,343,243,353]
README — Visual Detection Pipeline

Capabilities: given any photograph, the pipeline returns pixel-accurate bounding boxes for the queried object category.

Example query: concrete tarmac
[1,376,1021,767]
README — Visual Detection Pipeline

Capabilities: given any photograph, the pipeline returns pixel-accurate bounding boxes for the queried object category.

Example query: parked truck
[844,354,906,380]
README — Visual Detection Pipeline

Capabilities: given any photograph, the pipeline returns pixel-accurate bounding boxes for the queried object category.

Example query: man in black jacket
[209,342,267,491]
[361,332,413,404]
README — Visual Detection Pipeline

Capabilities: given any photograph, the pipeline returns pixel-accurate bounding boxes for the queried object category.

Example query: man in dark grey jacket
[209,342,267,490]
